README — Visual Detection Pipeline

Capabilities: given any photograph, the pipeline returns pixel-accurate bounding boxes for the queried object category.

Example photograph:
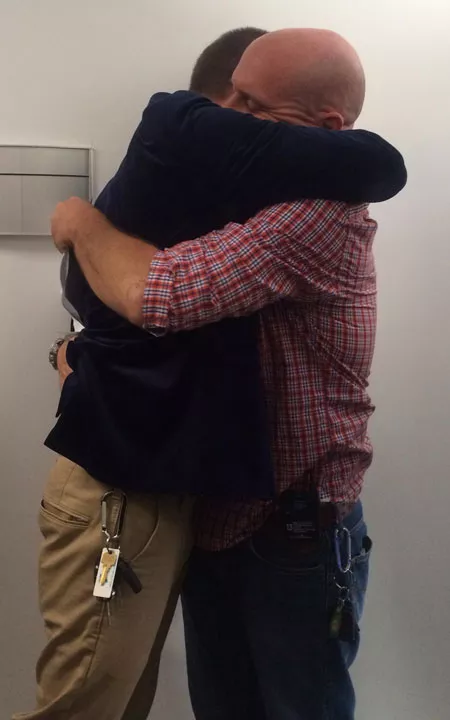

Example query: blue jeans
[182,502,371,720]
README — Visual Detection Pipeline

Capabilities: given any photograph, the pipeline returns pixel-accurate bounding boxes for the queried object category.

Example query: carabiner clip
[334,527,352,574]
[101,491,128,550]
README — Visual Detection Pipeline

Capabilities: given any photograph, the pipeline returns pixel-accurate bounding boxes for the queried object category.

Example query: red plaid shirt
[143,199,377,551]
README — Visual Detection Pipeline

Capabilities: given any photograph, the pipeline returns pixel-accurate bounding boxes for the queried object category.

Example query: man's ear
[318,111,345,131]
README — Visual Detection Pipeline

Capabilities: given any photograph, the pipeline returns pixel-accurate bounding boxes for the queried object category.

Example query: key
[330,599,357,642]
[329,601,344,639]
[100,552,117,585]
[117,556,143,594]
[93,548,120,599]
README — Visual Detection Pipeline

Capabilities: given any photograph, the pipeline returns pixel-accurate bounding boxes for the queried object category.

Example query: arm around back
[144,91,407,205]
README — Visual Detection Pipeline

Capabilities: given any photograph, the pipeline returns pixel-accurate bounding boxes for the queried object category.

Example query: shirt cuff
[141,250,174,336]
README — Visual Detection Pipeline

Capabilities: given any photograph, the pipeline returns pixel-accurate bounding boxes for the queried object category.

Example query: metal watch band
[48,333,78,371]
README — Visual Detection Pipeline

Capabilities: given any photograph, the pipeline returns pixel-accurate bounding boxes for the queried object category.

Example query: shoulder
[255,200,376,234]
[137,91,218,149]
[253,199,347,231]
[141,91,211,125]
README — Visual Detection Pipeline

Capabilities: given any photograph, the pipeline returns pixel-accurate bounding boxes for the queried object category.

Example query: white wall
[0,1,449,719]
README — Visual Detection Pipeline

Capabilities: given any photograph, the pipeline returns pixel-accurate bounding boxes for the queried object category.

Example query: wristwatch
[49,334,78,370]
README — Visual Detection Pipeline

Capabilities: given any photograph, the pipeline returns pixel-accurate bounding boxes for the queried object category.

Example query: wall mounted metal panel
[0,145,93,236]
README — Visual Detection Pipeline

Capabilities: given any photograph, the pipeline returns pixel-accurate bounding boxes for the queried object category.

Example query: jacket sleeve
[144,91,407,205]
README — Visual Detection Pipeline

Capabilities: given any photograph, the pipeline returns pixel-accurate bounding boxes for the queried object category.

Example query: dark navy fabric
[45,91,406,497]
[182,503,371,720]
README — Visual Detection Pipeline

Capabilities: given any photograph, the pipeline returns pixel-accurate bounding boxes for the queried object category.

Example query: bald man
[51,29,404,720]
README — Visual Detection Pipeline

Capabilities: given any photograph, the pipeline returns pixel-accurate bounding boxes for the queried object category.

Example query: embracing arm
[150,91,407,204]
[52,196,357,331]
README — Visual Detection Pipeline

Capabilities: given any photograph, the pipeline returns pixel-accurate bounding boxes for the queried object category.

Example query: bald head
[229,28,366,129]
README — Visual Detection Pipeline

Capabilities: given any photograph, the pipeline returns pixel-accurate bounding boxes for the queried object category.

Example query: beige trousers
[13,457,194,720]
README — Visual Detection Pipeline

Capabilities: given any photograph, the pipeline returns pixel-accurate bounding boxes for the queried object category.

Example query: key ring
[334,580,350,603]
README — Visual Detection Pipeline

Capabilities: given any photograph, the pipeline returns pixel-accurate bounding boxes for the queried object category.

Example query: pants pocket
[120,495,160,564]
[40,498,90,528]
[42,456,108,525]
[351,533,372,622]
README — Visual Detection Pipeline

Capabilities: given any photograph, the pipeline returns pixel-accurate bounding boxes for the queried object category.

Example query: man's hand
[51,197,96,253]
[56,339,74,389]
[51,197,157,326]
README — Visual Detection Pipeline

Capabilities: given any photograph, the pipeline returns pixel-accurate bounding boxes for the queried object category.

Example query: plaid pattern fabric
[143,199,378,550]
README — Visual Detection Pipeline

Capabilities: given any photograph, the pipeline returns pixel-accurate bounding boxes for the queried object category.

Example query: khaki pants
[13,457,193,720]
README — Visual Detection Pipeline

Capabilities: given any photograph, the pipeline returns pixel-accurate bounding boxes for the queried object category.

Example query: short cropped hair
[189,27,268,100]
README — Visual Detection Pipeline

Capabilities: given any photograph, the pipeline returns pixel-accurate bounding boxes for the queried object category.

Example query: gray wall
[1,1,450,719]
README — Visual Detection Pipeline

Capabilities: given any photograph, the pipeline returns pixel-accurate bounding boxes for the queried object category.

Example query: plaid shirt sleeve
[142,200,362,333]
